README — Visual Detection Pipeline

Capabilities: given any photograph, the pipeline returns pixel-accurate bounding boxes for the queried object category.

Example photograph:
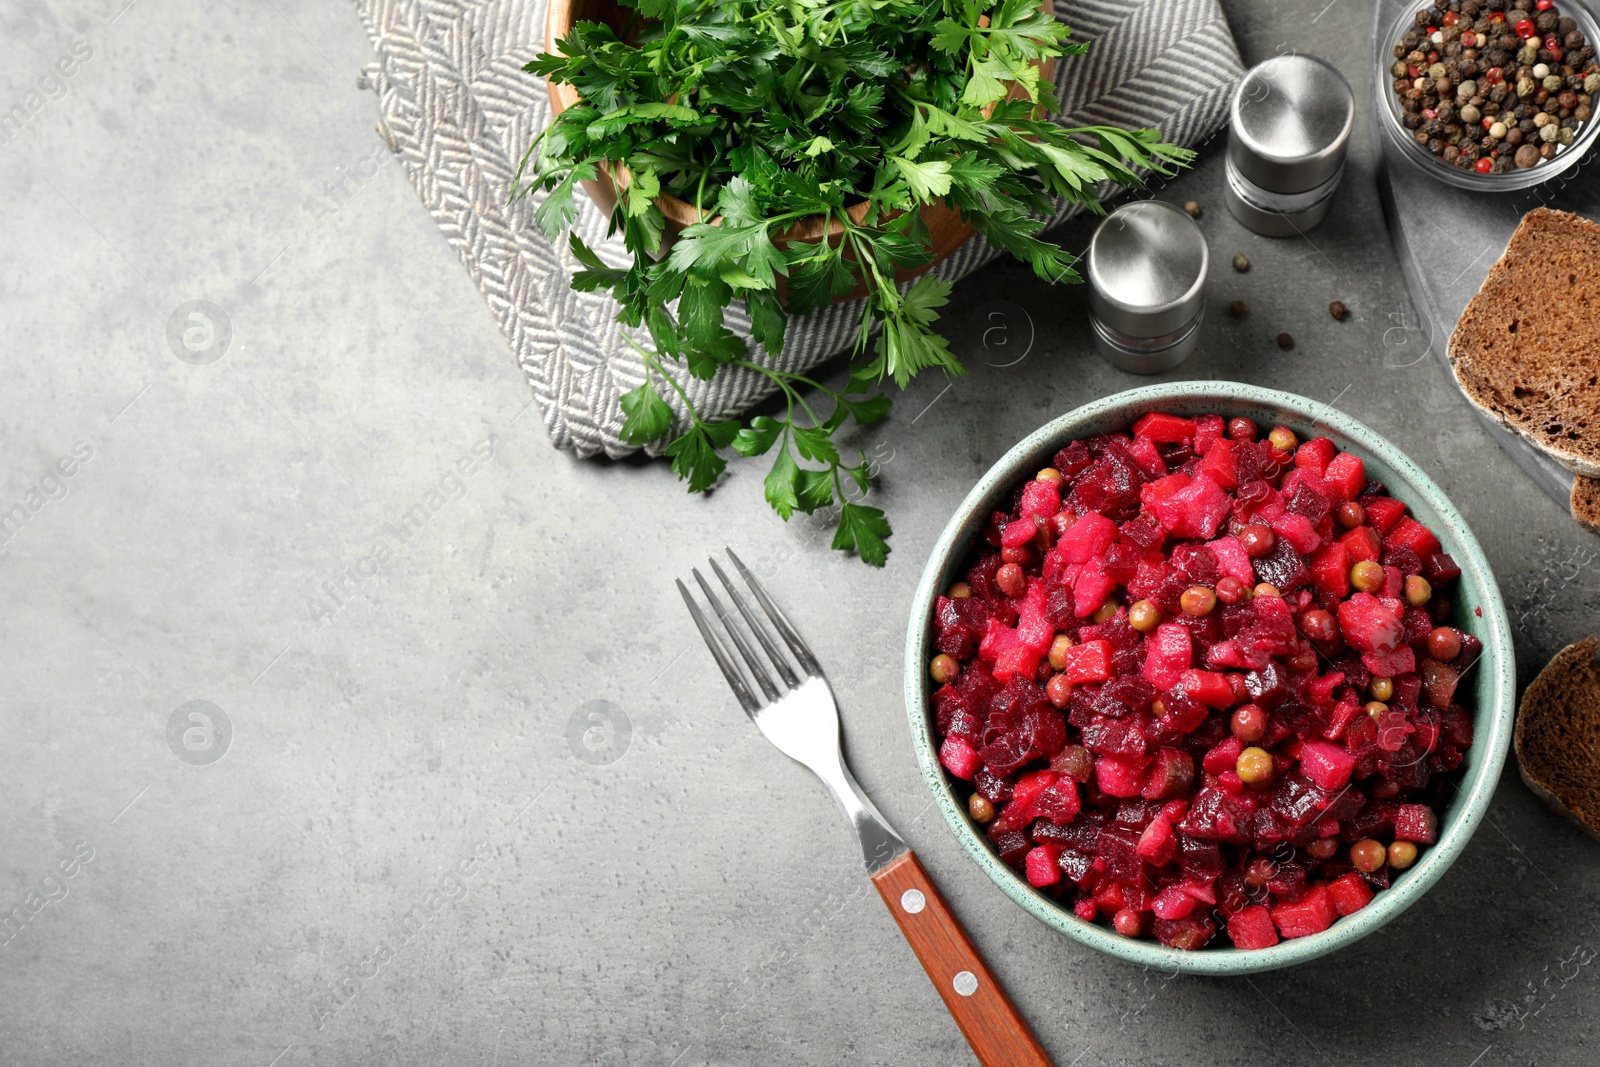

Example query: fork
[678,550,1054,1067]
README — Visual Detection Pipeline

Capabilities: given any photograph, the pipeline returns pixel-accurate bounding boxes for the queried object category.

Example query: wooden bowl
[542,0,1054,294]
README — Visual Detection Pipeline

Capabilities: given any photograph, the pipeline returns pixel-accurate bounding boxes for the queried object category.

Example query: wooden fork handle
[871,851,1054,1067]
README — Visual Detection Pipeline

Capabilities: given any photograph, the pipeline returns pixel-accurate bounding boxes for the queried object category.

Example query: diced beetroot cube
[1014,584,1054,652]
[1339,525,1382,562]
[1298,740,1356,791]
[1208,534,1255,586]
[1152,884,1198,920]
[1142,623,1193,690]
[1270,511,1322,555]
[978,618,1018,663]
[1203,736,1245,776]
[1337,592,1404,654]
[1393,804,1438,844]
[980,731,1035,777]
[1419,659,1460,709]
[1252,537,1311,591]
[1380,564,1403,599]
[1053,440,1093,478]
[1060,639,1113,684]
[1308,542,1350,600]
[1322,698,1364,740]
[1153,914,1217,950]
[1025,844,1063,887]
[1293,436,1337,476]
[940,735,982,779]
[1322,452,1365,502]
[1362,495,1406,533]
[1009,769,1058,812]
[1073,897,1097,921]
[1092,877,1128,914]
[1423,551,1461,583]
[1056,511,1120,566]
[1361,643,1415,679]
[1020,479,1062,519]
[1196,437,1240,489]
[1032,778,1082,825]
[1082,716,1147,758]
[1142,748,1195,800]
[1095,754,1150,798]
[1133,412,1197,443]
[1178,669,1235,708]
[1306,670,1344,706]
[1156,696,1209,739]
[1205,639,1253,671]
[1126,557,1168,603]
[1327,872,1374,916]
[1226,904,1279,949]
[1193,414,1224,455]
[1126,435,1167,480]
[993,829,1031,867]
[1001,518,1037,548]
[1144,473,1232,539]
[1374,708,1414,753]
[1382,542,1423,577]
[992,644,1043,683]
[1095,824,1145,884]
[1137,814,1177,866]
[1271,885,1337,939]
[1119,514,1165,555]
[1385,516,1441,559]
[1176,787,1246,842]
[1072,560,1116,618]
[1022,706,1067,760]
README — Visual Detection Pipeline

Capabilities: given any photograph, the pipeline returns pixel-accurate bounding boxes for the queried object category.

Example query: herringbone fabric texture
[352,0,1242,458]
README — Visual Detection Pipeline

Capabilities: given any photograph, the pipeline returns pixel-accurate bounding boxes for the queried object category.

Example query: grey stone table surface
[3,2,1600,1066]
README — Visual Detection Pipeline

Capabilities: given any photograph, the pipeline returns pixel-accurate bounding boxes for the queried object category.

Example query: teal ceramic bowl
[903,382,1515,975]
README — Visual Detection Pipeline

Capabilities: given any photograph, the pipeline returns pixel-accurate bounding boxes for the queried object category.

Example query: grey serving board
[1371,0,1600,510]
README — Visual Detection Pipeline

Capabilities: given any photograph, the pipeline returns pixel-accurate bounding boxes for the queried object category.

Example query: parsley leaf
[619,379,675,444]
[833,501,893,567]
[763,442,801,519]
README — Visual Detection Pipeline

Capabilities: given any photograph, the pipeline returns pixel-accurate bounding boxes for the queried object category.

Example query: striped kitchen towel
[353,0,1244,458]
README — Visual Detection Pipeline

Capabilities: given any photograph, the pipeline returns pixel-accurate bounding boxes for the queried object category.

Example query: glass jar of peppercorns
[1376,0,1600,189]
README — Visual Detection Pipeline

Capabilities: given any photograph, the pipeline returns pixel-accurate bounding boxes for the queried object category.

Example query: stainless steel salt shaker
[1225,54,1353,237]
[1086,200,1208,375]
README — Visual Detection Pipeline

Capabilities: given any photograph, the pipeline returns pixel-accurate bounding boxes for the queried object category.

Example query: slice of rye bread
[1515,635,1600,842]
[1573,475,1600,535]
[1448,207,1600,479]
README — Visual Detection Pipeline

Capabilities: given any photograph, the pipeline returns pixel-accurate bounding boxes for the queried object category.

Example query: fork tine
[676,579,760,714]
[726,549,821,676]
[692,568,781,703]
[709,558,800,690]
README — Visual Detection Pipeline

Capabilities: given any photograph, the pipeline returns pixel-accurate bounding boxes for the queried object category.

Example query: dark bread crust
[1515,635,1600,843]
[1573,476,1600,536]
[1448,208,1600,479]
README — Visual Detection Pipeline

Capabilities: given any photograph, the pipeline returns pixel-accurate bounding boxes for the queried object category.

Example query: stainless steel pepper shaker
[1086,200,1208,375]
[1224,54,1353,237]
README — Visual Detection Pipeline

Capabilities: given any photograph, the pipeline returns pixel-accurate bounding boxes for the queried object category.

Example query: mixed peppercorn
[1390,0,1600,173]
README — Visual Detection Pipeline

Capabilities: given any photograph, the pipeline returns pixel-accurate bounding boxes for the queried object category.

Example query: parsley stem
[620,334,704,427]
[732,360,841,402]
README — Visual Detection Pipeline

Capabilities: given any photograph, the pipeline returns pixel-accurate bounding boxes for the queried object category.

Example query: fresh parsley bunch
[518,0,1191,565]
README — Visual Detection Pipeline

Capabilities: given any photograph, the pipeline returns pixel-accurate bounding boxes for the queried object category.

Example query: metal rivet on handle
[900,889,926,914]
[953,971,978,997]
